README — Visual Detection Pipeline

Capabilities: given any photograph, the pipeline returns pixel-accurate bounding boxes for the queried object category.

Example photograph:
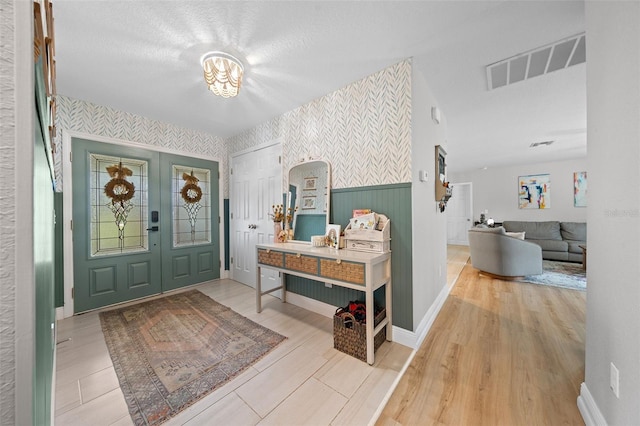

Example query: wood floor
[377,245,587,426]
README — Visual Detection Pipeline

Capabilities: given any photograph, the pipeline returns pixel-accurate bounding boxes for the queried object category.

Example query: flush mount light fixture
[200,51,244,98]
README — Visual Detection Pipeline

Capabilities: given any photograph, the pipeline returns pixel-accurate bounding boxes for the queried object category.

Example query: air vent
[529,141,554,148]
[487,33,586,90]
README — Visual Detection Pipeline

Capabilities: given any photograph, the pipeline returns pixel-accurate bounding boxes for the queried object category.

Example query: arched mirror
[286,159,331,243]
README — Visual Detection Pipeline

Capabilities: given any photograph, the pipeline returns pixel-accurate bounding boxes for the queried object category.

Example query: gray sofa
[468,227,543,277]
[502,221,586,262]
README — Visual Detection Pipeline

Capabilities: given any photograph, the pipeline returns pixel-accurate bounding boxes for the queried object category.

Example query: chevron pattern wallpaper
[54,60,412,195]
[53,96,226,192]
[227,59,412,190]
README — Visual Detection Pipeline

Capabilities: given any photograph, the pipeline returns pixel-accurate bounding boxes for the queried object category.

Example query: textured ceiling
[54,1,586,172]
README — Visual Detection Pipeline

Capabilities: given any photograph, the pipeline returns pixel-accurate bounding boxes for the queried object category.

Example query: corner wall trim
[578,382,608,426]
[414,281,451,347]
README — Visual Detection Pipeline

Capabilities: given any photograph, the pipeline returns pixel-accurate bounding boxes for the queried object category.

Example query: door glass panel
[172,165,211,247]
[90,153,148,256]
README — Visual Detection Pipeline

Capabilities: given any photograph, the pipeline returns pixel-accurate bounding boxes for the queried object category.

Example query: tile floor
[54,279,413,425]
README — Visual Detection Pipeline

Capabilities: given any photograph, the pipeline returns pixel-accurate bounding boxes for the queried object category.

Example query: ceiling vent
[529,140,554,148]
[487,33,585,90]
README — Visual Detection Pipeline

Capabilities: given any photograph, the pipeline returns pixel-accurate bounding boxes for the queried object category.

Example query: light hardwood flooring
[377,245,587,426]
[54,279,412,426]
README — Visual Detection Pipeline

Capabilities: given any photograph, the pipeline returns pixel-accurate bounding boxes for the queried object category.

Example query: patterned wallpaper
[54,59,412,196]
[53,96,226,192]
[227,60,412,190]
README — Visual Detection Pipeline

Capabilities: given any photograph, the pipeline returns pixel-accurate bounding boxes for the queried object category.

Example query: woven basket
[333,308,386,362]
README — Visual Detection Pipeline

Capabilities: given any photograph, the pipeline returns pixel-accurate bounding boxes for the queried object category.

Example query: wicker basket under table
[333,308,386,362]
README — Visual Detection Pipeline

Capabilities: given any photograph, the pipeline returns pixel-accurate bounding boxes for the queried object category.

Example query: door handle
[146,226,159,232]
[248,224,257,229]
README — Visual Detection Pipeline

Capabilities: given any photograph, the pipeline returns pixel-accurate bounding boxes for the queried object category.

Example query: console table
[256,242,392,364]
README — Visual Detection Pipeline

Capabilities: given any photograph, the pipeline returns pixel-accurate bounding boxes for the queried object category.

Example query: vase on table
[274,221,283,243]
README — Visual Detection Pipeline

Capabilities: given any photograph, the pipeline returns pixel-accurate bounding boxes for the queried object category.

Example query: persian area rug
[518,260,586,291]
[99,289,286,425]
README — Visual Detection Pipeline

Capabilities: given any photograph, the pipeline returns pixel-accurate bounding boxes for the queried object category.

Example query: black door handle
[146,226,159,232]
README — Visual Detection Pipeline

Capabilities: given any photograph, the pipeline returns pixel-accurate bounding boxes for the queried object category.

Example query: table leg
[385,277,393,342]
[365,286,374,365]
[256,266,262,313]
[281,272,286,303]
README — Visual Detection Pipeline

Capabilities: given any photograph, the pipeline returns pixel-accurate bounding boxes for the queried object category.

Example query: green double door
[72,138,220,313]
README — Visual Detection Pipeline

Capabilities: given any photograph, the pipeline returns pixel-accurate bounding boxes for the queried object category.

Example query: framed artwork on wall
[303,177,317,191]
[302,196,316,210]
[574,171,587,207]
[518,174,550,209]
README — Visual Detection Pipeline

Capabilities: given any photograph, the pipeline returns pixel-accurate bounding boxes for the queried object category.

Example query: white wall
[450,158,588,223]
[411,60,449,331]
[580,2,640,424]
[0,1,34,424]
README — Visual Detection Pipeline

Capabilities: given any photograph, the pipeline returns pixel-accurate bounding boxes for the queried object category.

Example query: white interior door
[230,143,282,289]
[447,182,473,245]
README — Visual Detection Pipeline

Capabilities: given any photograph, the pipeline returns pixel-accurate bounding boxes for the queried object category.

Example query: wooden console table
[256,242,392,365]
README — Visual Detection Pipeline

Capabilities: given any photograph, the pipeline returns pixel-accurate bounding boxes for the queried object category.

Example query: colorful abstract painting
[574,171,587,207]
[518,174,551,209]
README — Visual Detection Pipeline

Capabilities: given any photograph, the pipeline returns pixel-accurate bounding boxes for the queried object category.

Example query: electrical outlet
[610,362,620,398]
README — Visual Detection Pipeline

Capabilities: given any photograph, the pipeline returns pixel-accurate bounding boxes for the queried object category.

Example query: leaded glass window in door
[172,165,211,247]
[90,153,148,256]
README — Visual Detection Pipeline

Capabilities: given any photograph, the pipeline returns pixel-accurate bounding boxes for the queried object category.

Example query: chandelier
[200,51,244,98]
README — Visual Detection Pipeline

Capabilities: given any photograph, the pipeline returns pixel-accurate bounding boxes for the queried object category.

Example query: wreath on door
[104,162,135,205]
[181,171,202,203]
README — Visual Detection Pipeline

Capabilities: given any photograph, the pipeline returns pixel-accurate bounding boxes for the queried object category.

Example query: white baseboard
[578,382,607,426]
[392,281,452,349]
[284,291,338,318]
[390,325,417,348]
[56,306,65,321]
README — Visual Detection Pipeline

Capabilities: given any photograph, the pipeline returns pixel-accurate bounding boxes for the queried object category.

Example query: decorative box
[344,214,390,242]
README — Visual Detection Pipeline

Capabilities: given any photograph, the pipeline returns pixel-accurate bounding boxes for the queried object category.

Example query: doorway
[71,138,220,313]
[447,182,473,246]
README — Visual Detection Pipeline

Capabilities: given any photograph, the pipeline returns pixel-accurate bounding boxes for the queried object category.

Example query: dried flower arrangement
[270,204,284,223]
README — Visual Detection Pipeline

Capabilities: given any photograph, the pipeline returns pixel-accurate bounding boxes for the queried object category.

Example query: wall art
[574,171,587,207]
[518,174,550,209]
[302,196,316,210]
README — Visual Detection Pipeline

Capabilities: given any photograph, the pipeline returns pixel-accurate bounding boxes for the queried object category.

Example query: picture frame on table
[325,224,341,249]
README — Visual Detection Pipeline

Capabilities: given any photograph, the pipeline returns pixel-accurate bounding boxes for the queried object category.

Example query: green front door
[160,152,220,291]
[72,138,219,312]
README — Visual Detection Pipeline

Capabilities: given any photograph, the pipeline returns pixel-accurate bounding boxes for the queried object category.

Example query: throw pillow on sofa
[505,231,525,240]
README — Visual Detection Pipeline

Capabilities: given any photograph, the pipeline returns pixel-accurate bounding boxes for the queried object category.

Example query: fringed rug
[99,289,286,425]
[519,260,586,291]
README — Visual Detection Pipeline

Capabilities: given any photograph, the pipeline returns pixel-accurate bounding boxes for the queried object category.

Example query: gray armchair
[468,227,543,277]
